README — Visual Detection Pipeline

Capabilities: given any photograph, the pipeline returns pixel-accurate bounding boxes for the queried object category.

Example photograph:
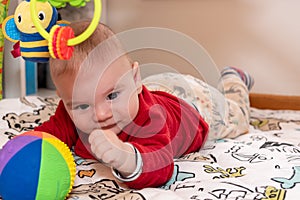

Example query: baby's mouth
[100,123,117,130]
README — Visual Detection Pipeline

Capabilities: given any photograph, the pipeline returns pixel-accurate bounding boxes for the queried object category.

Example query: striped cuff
[111,143,143,182]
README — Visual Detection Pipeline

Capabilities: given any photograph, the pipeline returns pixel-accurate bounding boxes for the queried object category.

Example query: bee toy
[2,0,63,62]
[2,0,102,62]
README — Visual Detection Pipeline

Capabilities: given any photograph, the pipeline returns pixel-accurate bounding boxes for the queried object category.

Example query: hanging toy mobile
[31,0,101,60]
[2,0,101,62]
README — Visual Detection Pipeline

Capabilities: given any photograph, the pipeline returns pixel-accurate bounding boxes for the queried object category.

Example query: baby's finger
[88,129,104,144]
[101,150,116,165]
[101,130,123,147]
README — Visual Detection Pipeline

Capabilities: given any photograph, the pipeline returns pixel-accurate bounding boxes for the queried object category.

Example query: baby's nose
[94,103,113,122]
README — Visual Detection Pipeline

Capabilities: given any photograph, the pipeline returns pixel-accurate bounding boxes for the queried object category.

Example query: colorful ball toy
[0,131,76,200]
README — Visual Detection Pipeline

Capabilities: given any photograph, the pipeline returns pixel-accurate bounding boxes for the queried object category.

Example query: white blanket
[1,96,300,200]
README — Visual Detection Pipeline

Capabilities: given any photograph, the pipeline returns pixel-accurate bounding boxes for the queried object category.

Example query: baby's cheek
[128,95,139,120]
[72,113,96,134]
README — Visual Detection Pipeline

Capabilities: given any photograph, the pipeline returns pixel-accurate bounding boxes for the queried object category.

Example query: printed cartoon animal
[2,97,58,132]
[272,166,300,189]
[78,169,96,178]
[70,179,145,200]
[250,117,300,131]
[2,106,54,132]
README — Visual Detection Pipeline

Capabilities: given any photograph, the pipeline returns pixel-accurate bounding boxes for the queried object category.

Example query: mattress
[0,95,299,200]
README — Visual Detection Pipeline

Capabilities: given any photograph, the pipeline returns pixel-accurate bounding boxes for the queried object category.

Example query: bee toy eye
[38,11,45,21]
[17,14,22,23]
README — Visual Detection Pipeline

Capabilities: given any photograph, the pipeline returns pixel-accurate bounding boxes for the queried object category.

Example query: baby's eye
[106,92,119,100]
[74,104,90,110]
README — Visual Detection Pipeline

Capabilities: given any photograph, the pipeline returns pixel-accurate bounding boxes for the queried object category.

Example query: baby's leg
[181,67,253,139]
[142,72,231,139]
[142,70,253,139]
[142,72,199,109]
[214,67,254,138]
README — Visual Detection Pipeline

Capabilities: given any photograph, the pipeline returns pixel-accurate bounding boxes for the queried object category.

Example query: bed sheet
[0,96,300,200]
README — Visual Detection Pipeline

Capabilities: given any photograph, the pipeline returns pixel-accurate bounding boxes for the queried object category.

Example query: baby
[35,21,253,189]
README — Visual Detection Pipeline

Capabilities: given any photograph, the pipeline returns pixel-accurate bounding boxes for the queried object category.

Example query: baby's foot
[221,66,254,90]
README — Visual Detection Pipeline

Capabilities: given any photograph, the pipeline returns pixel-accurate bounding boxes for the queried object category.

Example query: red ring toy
[49,25,75,60]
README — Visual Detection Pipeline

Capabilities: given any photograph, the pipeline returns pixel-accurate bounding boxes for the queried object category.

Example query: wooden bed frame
[250,93,300,110]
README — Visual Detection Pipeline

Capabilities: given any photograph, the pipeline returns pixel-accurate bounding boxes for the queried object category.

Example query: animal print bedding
[0,96,300,200]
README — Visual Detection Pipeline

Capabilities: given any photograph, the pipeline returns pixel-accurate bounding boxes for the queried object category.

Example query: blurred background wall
[4,0,300,97]
[106,0,300,95]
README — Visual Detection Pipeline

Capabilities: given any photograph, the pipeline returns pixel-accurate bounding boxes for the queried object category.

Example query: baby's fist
[88,129,136,174]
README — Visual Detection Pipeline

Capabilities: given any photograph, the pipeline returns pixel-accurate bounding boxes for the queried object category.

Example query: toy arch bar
[30,0,102,46]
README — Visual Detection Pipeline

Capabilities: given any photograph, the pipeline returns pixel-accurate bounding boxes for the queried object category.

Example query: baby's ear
[132,61,142,93]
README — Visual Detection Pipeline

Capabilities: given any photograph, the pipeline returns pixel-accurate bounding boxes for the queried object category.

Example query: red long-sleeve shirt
[35,86,208,189]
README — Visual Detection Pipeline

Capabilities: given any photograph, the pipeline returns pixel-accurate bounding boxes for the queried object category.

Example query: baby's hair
[50,20,128,83]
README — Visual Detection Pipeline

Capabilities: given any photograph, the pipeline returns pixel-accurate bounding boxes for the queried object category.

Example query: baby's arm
[88,130,138,176]
[34,100,77,148]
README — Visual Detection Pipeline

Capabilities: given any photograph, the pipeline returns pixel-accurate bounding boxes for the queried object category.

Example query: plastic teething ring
[49,25,75,60]
[58,26,75,59]
[30,0,101,59]
[49,25,61,59]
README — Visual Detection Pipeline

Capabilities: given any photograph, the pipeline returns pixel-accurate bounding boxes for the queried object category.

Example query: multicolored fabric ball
[0,131,76,200]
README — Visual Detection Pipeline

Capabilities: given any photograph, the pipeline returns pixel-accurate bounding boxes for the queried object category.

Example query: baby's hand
[88,129,136,175]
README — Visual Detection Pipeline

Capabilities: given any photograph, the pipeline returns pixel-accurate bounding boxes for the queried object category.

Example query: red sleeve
[34,100,78,149]
[118,90,178,189]
[118,86,208,189]
[123,111,175,189]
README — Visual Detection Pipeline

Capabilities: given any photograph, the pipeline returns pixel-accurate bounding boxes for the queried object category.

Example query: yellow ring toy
[30,0,102,59]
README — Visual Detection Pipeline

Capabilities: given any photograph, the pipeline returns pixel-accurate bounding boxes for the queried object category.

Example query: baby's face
[56,56,141,135]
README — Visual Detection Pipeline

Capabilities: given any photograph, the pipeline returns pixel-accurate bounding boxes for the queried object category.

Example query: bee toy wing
[2,16,20,43]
